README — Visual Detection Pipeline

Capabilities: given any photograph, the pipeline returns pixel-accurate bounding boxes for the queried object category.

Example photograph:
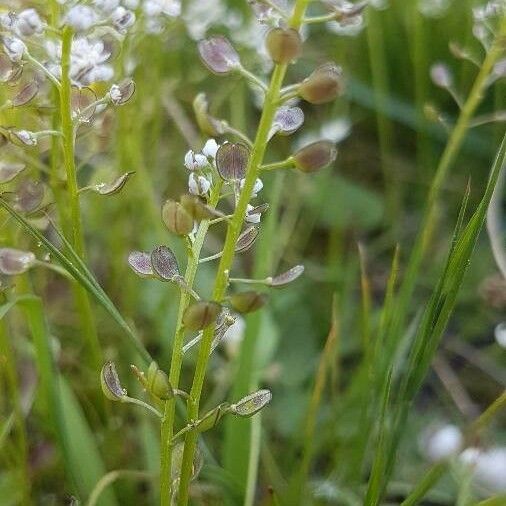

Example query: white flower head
[460,446,506,493]
[246,204,261,224]
[16,9,44,37]
[124,0,140,8]
[202,139,219,159]
[111,7,136,33]
[420,424,463,462]
[64,6,98,32]
[143,0,181,17]
[240,178,263,198]
[94,0,120,13]
[188,173,211,196]
[184,150,208,171]
[3,37,26,63]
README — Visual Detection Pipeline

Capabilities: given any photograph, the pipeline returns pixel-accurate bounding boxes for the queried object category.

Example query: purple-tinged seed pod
[0,248,36,275]
[236,226,259,253]
[265,27,302,64]
[293,141,337,173]
[128,251,154,278]
[101,361,127,401]
[230,291,268,314]
[272,106,304,135]
[109,79,135,106]
[299,63,344,105]
[271,264,305,288]
[198,36,241,75]
[230,389,272,417]
[12,80,39,107]
[0,162,25,184]
[216,142,250,181]
[14,179,44,212]
[150,245,180,281]
[162,199,194,236]
[183,301,221,331]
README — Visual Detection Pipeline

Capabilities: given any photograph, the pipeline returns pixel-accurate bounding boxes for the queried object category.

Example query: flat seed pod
[147,362,173,400]
[299,63,344,105]
[162,199,194,236]
[94,171,135,195]
[12,80,39,107]
[216,142,250,181]
[150,245,180,281]
[170,443,204,484]
[195,402,230,433]
[14,179,44,212]
[183,301,221,331]
[271,264,304,287]
[109,78,135,105]
[230,291,268,313]
[0,162,25,183]
[180,194,216,221]
[266,28,302,64]
[0,247,36,275]
[71,86,97,122]
[193,93,226,136]
[128,251,154,278]
[236,226,259,253]
[231,389,272,417]
[293,140,337,173]
[198,36,241,74]
[272,106,304,135]
[100,361,127,401]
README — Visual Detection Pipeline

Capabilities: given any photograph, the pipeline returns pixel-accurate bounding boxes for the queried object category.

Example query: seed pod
[109,79,135,105]
[198,36,241,75]
[230,389,272,417]
[299,63,344,104]
[230,291,268,314]
[180,194,216,221]
[271,106,304,136]
[193,93,226,137]
[265,28,302,64]
[161,199,194,236]
[271,265,304,288]
[183,301,221,331]
[128,251,154,278]
[72,86,97,122]
[14,179,44,212]
[101,361,127,401]
[0,247,36,275]
[171,442,203,484]
[293,141,337,173]
[195,402,230,433]
[216,142,250,181]
[150,245,180,281]
[0,162,25,184]
[12,80,39,107]
[147,362,173,400]
[236,226,259,253]
[94,171,135,196]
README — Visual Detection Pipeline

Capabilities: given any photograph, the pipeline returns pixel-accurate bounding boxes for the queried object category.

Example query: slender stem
[123,396,162,418]
[176,3,310,505]
[261,157,295,171]
[87,470,152,506]
[159,183,222,506]
[238,66,268,92]
[24,52,61,89]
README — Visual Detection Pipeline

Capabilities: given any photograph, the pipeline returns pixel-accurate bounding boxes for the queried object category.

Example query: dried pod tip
[266,28,302,64]
[293,141,337,173]
[150,245,180,281]
[230,389,272,417]
[299,63,344,105]
[147,362,173,400]
[180,194,214,221]
[230,291,268,314]
[0,247,36,275]
[271,264,305,287]
[101,361,127,401]
[161,199,194,236]
[216,142,250,181]
[183,301,222,331]
[128,251,154,278]
[198,36,241,75]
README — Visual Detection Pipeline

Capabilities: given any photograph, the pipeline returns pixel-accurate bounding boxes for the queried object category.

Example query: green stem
[160,183,222,506]
[176,3,310,504]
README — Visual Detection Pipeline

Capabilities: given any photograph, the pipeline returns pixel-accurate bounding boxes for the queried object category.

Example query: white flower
[240,178,263,198]
[188,173,211,196]
[124,0,140,8]
[421,424,463,462]
[143,0,181,17]
[13,130,37,146]
[111,7,136,32]
[202,139,219,159]
[184,150,208,170]
[460,446,506,493]
[0,12,16,31]
[64,6,98,32]
[16,9,44,37]
[494,322,506,348]
[3,37,26,63]
[109,84,122,103]
[94,0,120,13]
[246,204,261,224]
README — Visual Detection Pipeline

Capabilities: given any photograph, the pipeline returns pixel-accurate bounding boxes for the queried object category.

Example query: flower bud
[265,28,302,64]
[161,199,194,236]
[230,291,268,314]
[147,362,173,400]
[299,63,344,104]
[216,142,250,181]
[183,301,221,331]
[293,141,337,173]
[101,361,127,401]
[230,389,272,417]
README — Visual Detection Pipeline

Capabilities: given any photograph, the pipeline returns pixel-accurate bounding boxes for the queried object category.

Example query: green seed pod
[161,199,194,236]
[230,291,268,314]
[183,301,222,331]
[215,142,250,181]
[265,27,302,64]
[193,93,225,137]
[299,63,344,104]
[293,140,337,173]
[230,389,272,417]
[180,194,215,221]
[147,361,173,400]
[195,402,230,433]
[101,361,126,401]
